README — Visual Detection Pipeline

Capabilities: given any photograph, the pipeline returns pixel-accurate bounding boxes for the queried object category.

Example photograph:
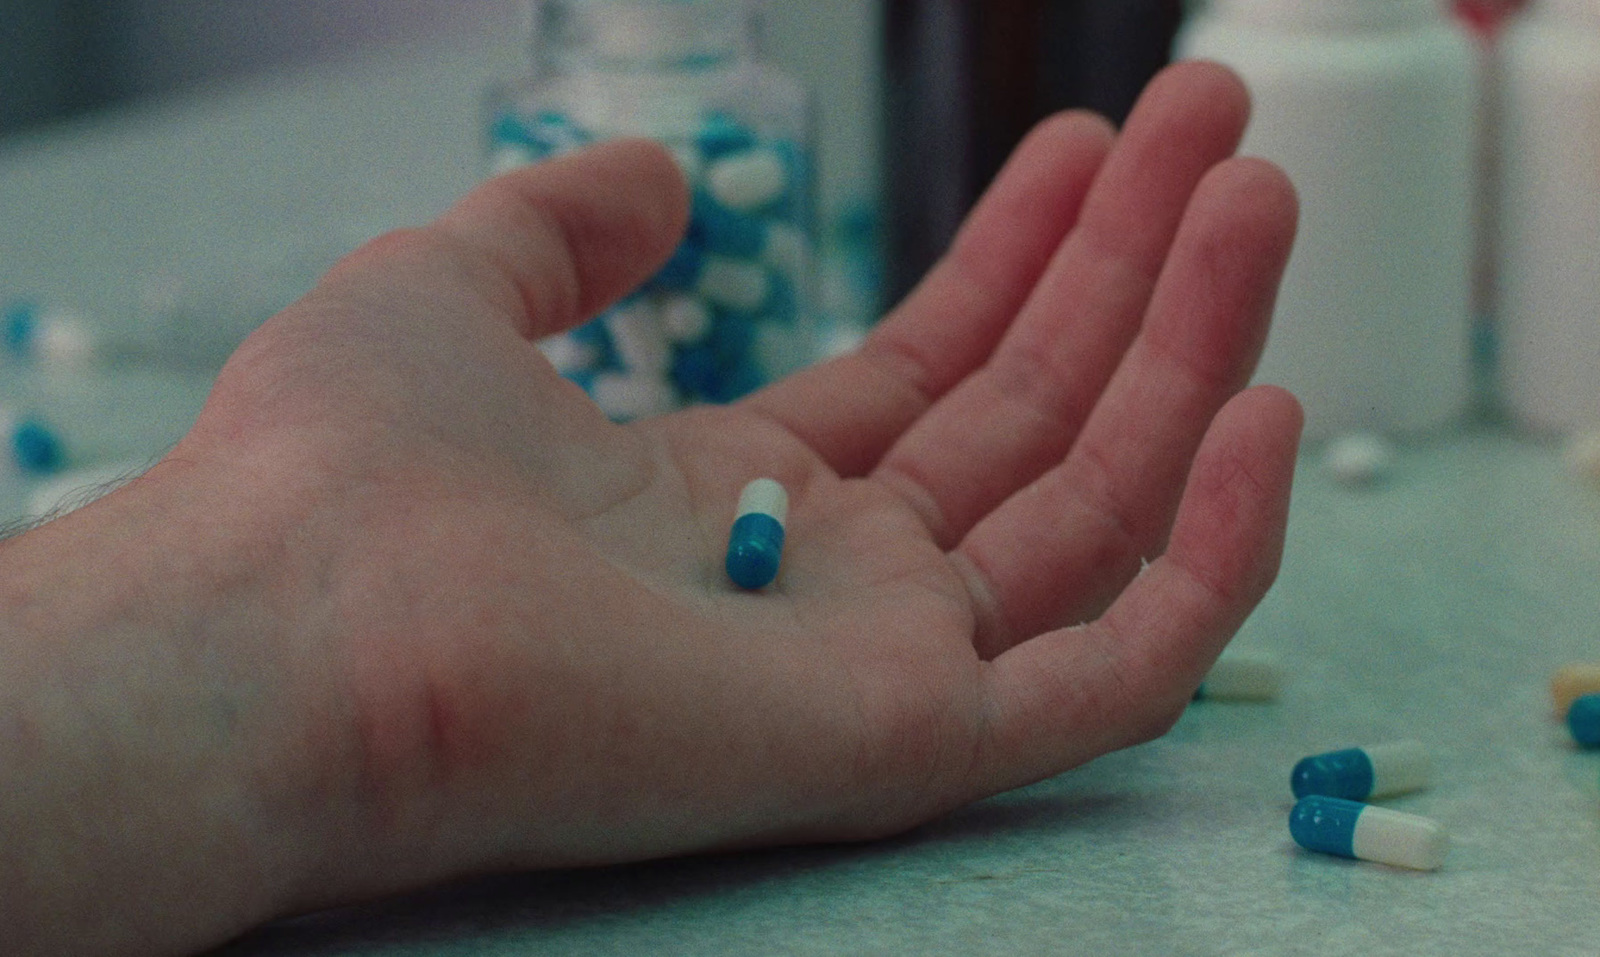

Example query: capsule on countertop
[1,407,67,476]
[1567,693,1600,747]
[1193,652,1283,701]
[1551,663,1600,719]
[1290,740,1431,801]
[1290,795,1448,871]
[726,478,787,590]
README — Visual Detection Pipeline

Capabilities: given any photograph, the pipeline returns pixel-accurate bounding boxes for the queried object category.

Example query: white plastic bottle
[1498,0,1600,435]
[1176,0,1478,441]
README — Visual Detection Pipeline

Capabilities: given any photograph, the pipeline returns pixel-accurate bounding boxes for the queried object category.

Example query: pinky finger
[968,386,1303,797]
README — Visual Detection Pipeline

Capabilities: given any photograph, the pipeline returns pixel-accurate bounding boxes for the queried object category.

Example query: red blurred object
[1453,0,1532,36]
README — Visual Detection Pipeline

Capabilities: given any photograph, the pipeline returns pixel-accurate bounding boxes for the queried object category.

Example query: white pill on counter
[707,148,788,211]
[1561,430,1600,483]
[1290,796,1449,871]
[1195,652,1284,701]
[1322,431,1393,486]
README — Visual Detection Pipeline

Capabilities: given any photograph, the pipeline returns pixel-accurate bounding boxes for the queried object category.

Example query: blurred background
[0,0,1185,309]
[3,0,1586,513]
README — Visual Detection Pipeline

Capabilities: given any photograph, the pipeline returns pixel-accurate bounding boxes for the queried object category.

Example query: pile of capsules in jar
[490,108,811,421]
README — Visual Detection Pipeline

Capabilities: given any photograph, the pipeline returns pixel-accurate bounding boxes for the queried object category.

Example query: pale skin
[0,62,1301,956]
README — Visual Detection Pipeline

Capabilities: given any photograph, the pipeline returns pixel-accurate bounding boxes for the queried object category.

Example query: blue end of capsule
[1569,694,1600,747]
[1289,795,1363,859]
[1290,747,1376,800]
[11,419,64,474]
[725,512,784,590]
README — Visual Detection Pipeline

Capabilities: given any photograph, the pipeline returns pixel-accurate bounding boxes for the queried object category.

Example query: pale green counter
[197,428,1600,956]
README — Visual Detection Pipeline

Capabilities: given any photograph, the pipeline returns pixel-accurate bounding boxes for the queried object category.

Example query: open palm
[179,62,1301,893]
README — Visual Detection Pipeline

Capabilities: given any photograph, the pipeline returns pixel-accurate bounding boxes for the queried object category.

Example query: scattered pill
[1289,795,1448,871]
[1291,740,1431,801]
[3,300,97,367]
[1551,663,1600,719]
[1,408,67,476]
[726,478,787,590]
[1567,693,1600,747]
[1561,429,1600,483]
[1194,652,1283,701]
[1322,431,1394,486]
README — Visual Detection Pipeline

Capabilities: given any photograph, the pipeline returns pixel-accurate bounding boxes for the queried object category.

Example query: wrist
[0,451,352,954]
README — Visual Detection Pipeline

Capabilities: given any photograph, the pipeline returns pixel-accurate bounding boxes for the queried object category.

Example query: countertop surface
[5,379,1596,956]
[5,34,1599,957]
[205,428,1600,956]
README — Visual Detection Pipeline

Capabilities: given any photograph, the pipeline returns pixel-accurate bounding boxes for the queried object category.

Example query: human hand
[0,61,1300,955]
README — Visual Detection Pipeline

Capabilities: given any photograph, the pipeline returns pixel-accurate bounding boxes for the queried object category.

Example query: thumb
[355,138,690,342]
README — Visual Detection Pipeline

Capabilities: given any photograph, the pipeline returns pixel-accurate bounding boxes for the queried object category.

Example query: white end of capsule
[1364,739,1432,800]
[1198,653,1284,701]
[1352,805,1450,871]
[736,478,788,525]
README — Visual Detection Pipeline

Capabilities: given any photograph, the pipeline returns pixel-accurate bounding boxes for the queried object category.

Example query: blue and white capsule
[1290,795,1448,871]
[1290,739,1431,801]
[1567,693,1600,747]
[725,478,787,590]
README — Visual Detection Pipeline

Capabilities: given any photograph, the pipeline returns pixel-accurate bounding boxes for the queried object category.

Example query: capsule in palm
[1290,795,1448,871]
[725,479,787,590]
[1290,740,1431,801]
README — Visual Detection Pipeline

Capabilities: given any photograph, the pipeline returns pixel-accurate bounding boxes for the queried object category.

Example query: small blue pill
[725,479,788,590]
[11,419,64,474]
[1568,693,1600,747]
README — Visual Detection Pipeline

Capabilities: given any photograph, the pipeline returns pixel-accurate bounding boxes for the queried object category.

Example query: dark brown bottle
[881,0,1181,304]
